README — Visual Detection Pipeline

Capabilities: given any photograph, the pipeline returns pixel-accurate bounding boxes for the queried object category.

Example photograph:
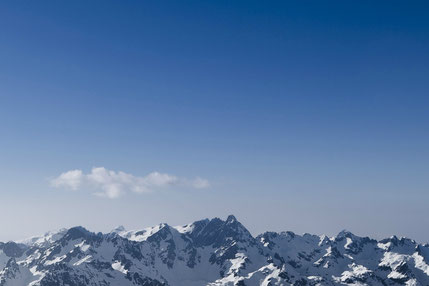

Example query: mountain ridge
[1,215,428,285]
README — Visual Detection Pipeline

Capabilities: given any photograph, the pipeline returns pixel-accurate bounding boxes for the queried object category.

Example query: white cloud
[143,172,179,187]
[50,167,209,199]
[50,169,83,190]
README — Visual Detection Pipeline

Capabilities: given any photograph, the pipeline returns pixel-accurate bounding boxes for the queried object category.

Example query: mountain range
[0,215,428,285]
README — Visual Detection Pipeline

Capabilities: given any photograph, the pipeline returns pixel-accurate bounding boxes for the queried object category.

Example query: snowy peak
[17,228,67,247]
[114,223,174,243]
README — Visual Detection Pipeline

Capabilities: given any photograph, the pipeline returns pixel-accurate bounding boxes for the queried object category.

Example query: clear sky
[0,1,428,242]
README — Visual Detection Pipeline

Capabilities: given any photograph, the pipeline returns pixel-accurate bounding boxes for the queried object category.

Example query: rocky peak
[0,242,25,258]
[186,215,253,248]
[226,214,238,224]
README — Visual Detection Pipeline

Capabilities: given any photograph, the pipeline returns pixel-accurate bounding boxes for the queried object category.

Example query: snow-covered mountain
[1,215,428,285]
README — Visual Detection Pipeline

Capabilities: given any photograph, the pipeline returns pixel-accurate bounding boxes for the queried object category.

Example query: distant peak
[337,229,353,238]
[64,226,92,240]
[226,215,237,224]
[0,241,25,258]
[111,225,126,233]
[158,223,170,229]
[68,226,88,232]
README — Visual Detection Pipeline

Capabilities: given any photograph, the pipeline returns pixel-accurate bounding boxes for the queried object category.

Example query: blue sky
[0,1,428,241]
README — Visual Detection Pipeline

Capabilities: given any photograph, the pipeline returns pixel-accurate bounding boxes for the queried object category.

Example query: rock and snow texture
[0,215,429,285]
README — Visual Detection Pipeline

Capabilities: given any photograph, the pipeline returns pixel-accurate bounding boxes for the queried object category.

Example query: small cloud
[143,172,179,187]
[189,177,210,189]
[50,167,209,199]
[50,169,83,190]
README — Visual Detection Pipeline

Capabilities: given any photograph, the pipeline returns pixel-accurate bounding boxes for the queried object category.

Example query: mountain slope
[0,215,428,285]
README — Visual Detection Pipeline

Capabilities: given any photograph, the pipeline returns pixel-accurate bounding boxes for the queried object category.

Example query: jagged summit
[0,215,428,286]
[62,226,95,241]
[337,229,353,237]
[226,214,238,223]
[0,241,25,258]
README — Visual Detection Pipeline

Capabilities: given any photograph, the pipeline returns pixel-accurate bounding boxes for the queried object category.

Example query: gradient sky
[0,1,428,242]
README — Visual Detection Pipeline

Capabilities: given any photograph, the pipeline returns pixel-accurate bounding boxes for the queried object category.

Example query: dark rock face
[0,215,428,285]
[188,215,254,249]
[127,273,166,286]
[0,242,25,257]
